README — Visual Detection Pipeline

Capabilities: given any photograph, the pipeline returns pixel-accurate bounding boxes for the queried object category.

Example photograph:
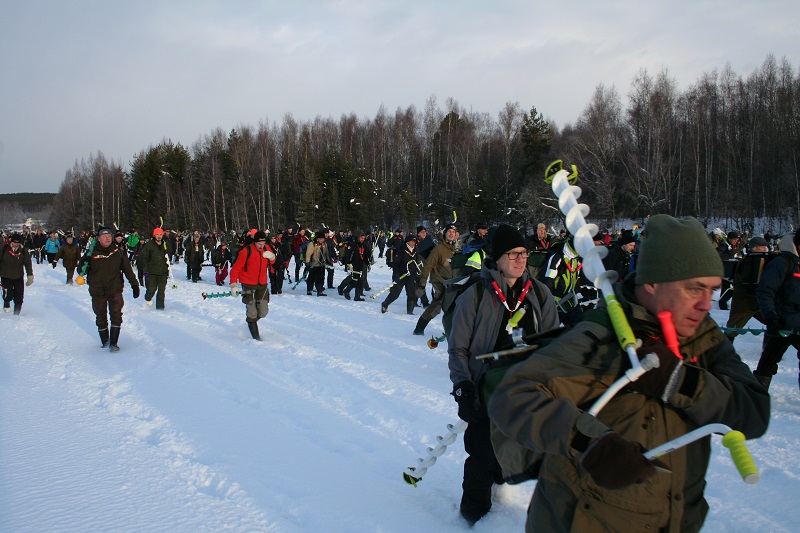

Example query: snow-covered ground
[1,259,797,532]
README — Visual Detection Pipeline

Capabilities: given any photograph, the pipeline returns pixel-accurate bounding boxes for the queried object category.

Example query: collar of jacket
[613,277,726,361]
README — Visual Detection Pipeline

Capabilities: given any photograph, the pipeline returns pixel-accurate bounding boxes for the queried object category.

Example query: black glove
[627,344,684,402]
[581,431,665,490]
[132,285,140,299]
[452,381,480,424]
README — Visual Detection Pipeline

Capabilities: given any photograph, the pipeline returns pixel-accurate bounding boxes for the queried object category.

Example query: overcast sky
[1,0,797,194]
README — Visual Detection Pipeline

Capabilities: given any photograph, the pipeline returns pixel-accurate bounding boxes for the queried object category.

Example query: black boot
[13,305,21,315]
[247,321,261,341]
[109,326,121,352]
[413,317,430,335]
[406,300,416,315]
[99,328,109,348]
[343,288,351,300]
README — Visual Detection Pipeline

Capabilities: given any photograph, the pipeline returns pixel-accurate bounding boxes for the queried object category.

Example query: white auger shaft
[403,420,467,486]
[549,168,656,415]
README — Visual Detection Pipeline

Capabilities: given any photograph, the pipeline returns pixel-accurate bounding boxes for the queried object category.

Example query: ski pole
[403,419,467,487]
[644,424,759,484]
[547,161,657,416]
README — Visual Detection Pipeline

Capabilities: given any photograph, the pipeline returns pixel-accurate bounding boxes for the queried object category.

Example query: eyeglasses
[504,250,530,260]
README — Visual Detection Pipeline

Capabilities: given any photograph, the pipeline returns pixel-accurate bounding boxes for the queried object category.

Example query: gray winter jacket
[447,264,559,389]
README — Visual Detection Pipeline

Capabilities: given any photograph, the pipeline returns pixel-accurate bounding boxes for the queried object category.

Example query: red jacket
[292,234,308,254]
[229,244,275,286]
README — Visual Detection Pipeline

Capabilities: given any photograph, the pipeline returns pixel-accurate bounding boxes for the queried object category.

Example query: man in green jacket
[413,223,458,335]
[140,227,170,309]
[488,215,769,532]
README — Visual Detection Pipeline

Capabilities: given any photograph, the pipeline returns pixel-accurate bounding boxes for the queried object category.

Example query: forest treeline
[50,54,799,235]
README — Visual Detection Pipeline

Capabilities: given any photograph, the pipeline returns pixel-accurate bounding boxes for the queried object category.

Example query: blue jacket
[44,237,61,254]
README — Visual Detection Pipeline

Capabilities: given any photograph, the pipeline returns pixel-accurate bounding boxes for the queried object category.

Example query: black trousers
[91,291,125,329]
[755,331,800,385]
[460,407,502,518]
[1,276,25,311]
[306,267,325,293]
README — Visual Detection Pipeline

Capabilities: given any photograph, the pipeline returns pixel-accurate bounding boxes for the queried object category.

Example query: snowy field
[1,259,797,532]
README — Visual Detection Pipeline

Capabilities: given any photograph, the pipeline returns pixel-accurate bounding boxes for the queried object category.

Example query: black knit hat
[253,231,267,242]
[618,230,636,246]
[10,233,23,243]
[490,224,526,260]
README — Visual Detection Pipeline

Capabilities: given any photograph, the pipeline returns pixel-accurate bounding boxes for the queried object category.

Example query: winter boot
[247,321,261,341]
[13,305,21,316]
[754,373,771,391]
[406,300,416,315]
[343,288,351,300]
[413,317,430,335]
[99,328,109,348]
[109,326,121,352]
[381,303,388,314]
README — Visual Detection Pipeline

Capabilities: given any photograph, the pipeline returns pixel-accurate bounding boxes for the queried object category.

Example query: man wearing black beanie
[448,224,559,525]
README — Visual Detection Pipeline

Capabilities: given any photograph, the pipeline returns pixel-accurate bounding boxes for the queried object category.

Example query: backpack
[481,309,613,484]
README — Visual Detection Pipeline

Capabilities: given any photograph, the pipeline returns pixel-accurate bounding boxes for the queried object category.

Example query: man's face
[445,228,458,242]
[417,229,427,239]
[496,247,527,282]
[622,242,636,253]
[98,234,113,247]
[641,276,721,339]
[154,234,163,243]
[477,228,487,237]
[752,245,768,253]
[255,241,266,251]
[407,239,416,249]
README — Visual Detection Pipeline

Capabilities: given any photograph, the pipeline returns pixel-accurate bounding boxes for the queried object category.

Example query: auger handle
[644,424,759,484]
[657,311,681,358]
[722,430,760,484]
[604,293,638,352]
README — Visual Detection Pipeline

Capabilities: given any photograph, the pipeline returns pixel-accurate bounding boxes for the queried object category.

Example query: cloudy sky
[1,0,797,193]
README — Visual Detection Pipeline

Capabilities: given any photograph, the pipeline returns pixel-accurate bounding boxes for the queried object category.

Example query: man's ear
[641,283,658,296]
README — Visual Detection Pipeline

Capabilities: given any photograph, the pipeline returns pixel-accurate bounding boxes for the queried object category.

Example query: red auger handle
[657,311,682,359]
